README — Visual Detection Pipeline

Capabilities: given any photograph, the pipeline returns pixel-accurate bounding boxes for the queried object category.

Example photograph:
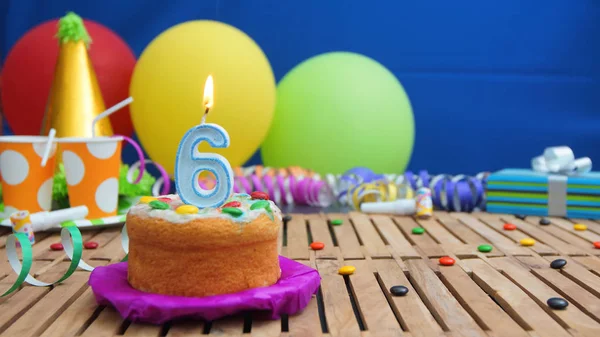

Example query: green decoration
[261,52,415,174]
[50,164,157,209]
[56,12,91,47]
[118,164,156,197]
[52,164,70,209]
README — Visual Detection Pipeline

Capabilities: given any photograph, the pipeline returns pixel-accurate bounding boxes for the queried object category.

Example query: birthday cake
[126,192,282,297]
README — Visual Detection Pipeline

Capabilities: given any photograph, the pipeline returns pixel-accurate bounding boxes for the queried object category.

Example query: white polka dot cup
[58,136,124,219]
[0,136,57,217]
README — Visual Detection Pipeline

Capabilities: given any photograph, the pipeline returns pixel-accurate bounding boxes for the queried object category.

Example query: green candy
[250,200,273,220]
[250,200,270,211]
[149,200,170,210]
[478,244,493,253]
[222,207,244,218]
[412,227,425,235]
[331,219,343,226]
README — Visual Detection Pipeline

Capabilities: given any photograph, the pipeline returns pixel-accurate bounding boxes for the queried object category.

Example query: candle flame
[203,75,214,109]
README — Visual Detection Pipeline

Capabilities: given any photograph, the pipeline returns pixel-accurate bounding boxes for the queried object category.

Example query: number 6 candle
[175,75,234,208]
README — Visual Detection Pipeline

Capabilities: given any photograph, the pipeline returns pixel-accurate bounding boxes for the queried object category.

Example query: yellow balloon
[130,21,276,176]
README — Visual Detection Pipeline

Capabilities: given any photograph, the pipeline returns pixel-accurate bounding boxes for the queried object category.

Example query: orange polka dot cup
[58,136,125,219]
[0,136,57,217]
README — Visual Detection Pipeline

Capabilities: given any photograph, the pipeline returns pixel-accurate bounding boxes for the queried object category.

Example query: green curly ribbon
[2,224,131,296]
[2,233,32,297]
[2,226,85,296]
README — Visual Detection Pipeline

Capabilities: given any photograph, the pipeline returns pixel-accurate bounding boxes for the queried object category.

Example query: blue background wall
[1,1,599,175]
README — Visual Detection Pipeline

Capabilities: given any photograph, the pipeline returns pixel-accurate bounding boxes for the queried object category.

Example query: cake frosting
[128,193,282,224]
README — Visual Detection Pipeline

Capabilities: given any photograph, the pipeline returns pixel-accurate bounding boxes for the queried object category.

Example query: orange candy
[594,242,600,249]
[439,256,455,266]
[310,242,325,250]
[503,223,517,230]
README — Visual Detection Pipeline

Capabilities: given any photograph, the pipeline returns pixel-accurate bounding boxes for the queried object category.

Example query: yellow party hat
[40,12,113,137]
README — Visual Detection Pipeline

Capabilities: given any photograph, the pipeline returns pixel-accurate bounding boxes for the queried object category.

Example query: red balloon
[1,19,136,136]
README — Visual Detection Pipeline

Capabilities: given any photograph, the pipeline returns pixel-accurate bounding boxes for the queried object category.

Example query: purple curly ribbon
[404,171,488,212]
[233,174,333,207]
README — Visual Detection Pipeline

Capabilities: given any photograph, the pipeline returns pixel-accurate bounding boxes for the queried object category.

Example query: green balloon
[261,52,415,174]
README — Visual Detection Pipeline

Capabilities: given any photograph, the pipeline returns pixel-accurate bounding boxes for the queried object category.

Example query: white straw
[41,128,56,167]
[91,97,134,137]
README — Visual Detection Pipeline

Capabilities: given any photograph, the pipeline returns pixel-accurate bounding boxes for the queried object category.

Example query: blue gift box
[487,169,600,219]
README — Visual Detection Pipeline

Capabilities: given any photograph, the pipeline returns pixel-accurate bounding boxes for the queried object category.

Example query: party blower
[360,199,416,215]
[10,206,89,244]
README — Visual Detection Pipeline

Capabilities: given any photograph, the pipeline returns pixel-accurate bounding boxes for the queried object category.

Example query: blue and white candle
[174,76,234,208]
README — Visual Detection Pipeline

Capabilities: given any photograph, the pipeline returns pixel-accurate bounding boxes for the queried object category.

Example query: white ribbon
[531,146,592,175]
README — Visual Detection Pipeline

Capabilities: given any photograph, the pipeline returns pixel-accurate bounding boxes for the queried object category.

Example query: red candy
[250,191,270,200]
[310,242,325,250]
[503,223,517,230]
[439,256,455,266]
[50,243,64,251]
[84,241,99,249]
[594,241,600,249]
[158,197,171,202]
[222,201,242,208]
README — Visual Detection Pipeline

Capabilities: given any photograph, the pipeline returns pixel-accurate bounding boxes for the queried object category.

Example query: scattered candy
[439,256,455,266]
[547,297,569,310]
[338,265,356,275]
[250,191,270,200]
[157,197,171,202]
[222,201,242,208]
[176,205,200,214]
[222,207,244,217]
[84,241,99,249]
[573,224,587,231]
[515,214,527,220]
[283,215,292,222]
[149,200,170,210]
[539,218,551,225]
[310,242,325,250]
[412,227,425,235]
[594,241,600,249]
[520,238,535,246]
[550,259,567,269]
[478,244,493,253]
[50,243,64,251]
[331,219,343,226]
[139,196,157,204]
[390,285,409,296]
[503,223,517,230]
[250,200,270,211]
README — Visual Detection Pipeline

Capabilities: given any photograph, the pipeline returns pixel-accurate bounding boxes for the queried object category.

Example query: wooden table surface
[2,211,600,337]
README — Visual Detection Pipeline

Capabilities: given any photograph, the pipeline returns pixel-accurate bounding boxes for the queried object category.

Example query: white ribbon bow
[531,146,592,175]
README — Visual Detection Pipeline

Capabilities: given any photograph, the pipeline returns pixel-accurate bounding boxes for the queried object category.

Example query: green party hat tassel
[56,12,92,47]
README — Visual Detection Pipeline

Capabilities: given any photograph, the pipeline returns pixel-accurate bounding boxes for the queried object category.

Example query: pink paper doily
[88,256,321,324]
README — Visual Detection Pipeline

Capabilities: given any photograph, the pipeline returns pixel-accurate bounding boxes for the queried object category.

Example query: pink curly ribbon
[127,159,171,196]
[116,135,145,184]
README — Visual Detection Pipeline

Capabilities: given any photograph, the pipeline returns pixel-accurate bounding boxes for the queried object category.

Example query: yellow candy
[338,265,356,275]
[574,224,587,231]
[139,196,157,204]
[520,238,536,246]
[176,205,200,214]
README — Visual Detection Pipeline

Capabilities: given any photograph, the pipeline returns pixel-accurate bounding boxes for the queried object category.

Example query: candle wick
[201,107,210,125]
